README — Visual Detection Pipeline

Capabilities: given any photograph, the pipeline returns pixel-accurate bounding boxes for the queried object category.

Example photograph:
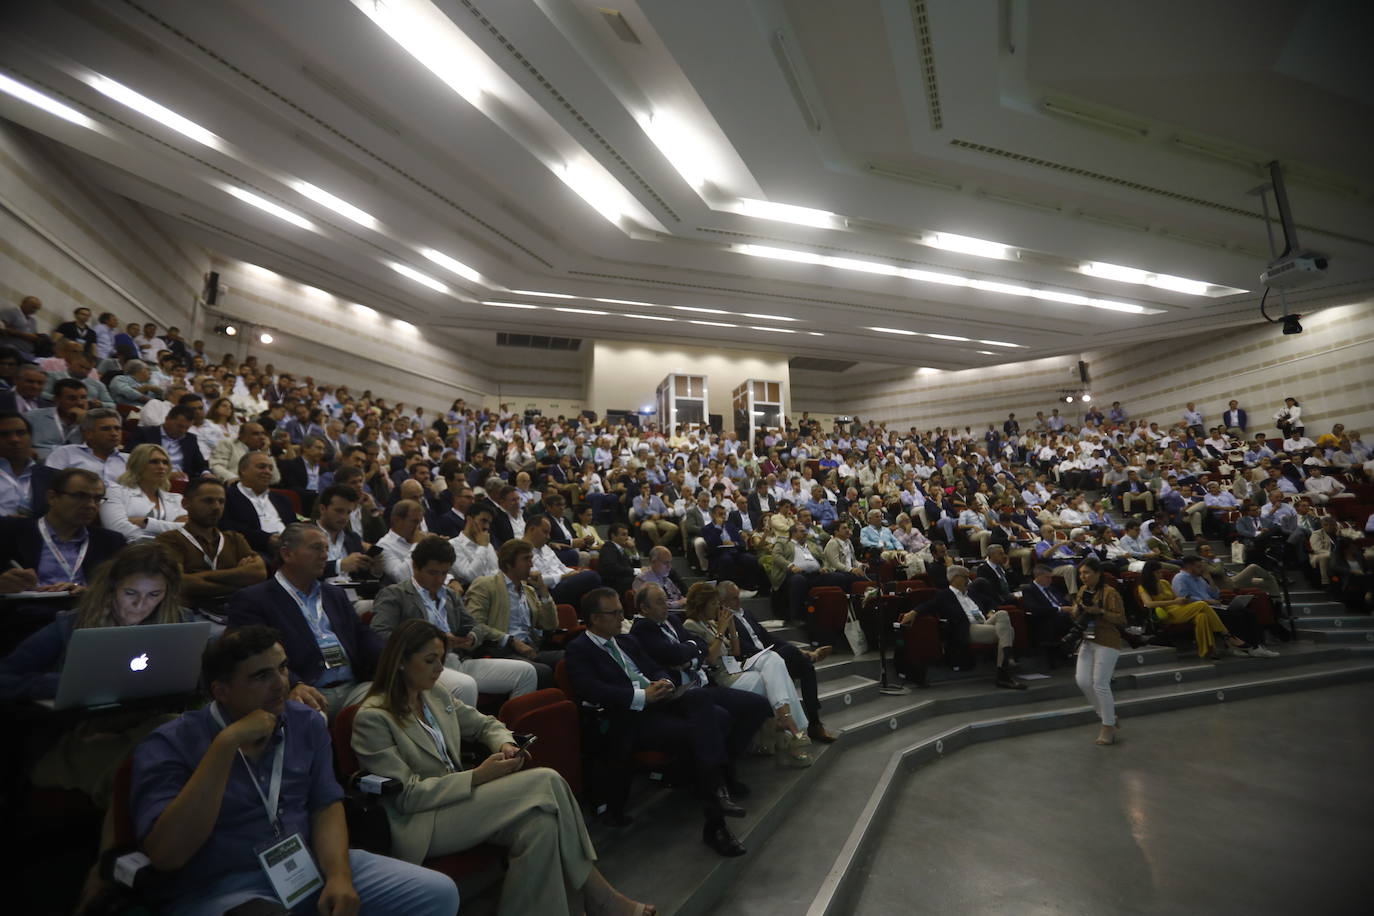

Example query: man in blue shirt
[131,626,458,915]
[1171,556,1273,657]
[804,485,838,530]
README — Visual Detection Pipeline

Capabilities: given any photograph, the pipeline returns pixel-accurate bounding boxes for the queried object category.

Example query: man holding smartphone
[464,538,565,689]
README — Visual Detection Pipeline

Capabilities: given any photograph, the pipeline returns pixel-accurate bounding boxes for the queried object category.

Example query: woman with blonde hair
[100,443,186,542]
[351,619,653,916]
[680,582,813,768]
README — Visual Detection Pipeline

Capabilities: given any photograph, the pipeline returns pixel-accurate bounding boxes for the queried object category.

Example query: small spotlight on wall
[258,331,274,344]
[1066,395,1075,403]
[1281,314,1303,335]
[1081,393,1092,403]
[213,323,238,337]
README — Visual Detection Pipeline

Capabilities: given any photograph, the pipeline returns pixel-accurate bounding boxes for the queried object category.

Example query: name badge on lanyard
[276,573,347,668]
[39,519,89,583]
[208,703,323,908]
[179,527,224,569]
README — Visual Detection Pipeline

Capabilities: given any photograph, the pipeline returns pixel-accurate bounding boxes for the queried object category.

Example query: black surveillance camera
[1281,314,1303,335]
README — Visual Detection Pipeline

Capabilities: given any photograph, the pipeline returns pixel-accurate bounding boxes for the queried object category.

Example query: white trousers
[438,652,539,706]
[1075,640,1120,727]
[731,651,807,731]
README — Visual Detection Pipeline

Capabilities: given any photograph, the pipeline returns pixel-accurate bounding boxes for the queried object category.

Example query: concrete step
[1292,615,1374,629]
[1298,627,1374,644]
[818,674,881,712]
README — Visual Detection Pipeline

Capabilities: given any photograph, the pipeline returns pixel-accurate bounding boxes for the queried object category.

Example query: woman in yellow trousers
[1135,560,1246,659]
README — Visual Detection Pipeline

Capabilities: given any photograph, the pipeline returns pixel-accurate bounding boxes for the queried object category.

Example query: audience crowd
[3,296,1373,913]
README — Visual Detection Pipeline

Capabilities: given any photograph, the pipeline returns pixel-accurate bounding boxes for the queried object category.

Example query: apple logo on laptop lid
[130,653,149,672]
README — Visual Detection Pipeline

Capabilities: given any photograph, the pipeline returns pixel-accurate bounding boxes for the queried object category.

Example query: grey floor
[850,682,1374,916]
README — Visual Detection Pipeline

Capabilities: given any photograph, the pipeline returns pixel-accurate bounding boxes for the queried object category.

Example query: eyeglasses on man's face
[59,490,106,503]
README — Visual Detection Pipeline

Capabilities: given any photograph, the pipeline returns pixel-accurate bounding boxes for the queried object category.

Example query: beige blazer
[462,572,558,644]
[822,536,858,573]
[350,686,515,863]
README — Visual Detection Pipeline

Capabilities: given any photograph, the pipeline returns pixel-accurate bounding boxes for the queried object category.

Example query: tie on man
[605,638,651,688]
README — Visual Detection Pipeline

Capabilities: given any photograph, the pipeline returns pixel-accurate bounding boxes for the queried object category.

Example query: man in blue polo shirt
[131,626,458,915]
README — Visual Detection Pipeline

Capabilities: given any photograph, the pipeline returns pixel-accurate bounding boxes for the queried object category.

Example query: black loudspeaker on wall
[204,271,220,306]
[1078,360,1090,385]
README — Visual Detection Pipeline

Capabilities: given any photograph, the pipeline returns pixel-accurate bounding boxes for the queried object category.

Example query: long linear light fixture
[83,74,221,148]
[292,180,378,229]
[0,72,97,128]
[388,261,448,293]
[223,186,315,230]
[734,244,1164,315]
[1080,261,1221,296]
[868,327,1022,348]
[421,248,482,284]
[504,289,800,323]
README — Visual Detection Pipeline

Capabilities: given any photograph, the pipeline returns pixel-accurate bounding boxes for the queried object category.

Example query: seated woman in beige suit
[351,618,654,916]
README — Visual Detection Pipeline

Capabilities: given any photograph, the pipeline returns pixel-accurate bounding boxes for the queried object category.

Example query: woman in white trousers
[1071,558,1128,746]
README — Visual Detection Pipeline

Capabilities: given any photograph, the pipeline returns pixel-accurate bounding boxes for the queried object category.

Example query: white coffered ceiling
[0,0,1369,369]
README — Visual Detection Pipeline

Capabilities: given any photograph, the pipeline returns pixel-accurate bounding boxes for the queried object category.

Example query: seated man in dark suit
[226,523,384,720]
[539,492,594,566]
[0,410,48,517]
[596,522,641,594]
[900,564,1025,691]
[278,434,334,507]
[701,503,766,597]
[429,479,472,538]
[969,545,1023,609]
[221,450,295,555]
[567,587,764,856]
[716,580,836,743]
[1019,563,1075,663]
[0,467,125,652]
[313,483,379,580]
[128,403,208,479]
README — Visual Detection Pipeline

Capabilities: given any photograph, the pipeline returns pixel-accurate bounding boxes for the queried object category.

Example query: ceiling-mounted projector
[1260,252,1327,289]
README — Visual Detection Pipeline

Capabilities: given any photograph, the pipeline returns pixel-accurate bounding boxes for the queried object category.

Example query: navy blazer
[322,528,365,579]
[277,456,334,493]
[127,425,209,478]
[729,608,779,658]
[430,507,466,538]
[564,631,668,710]
[596,540,637,593]
[628,613,704,686]
[701,522,747,573]
[0,517,124,583]
[226,576,383,686]
[221,484,296,553]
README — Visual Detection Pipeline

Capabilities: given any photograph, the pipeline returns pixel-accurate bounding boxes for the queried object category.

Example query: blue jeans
[162,849,459,916]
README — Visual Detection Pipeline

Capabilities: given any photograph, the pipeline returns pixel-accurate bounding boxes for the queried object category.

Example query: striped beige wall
[0,121,206,335]
[1083,301,1374,439]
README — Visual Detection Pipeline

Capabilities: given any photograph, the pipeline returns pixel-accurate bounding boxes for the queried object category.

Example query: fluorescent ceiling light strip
[738,198,838,229]
[421,249,482,283]
[978,339,1023,348]
[352,0,485,103]
[735,243,1159,317]
[0,72,96,128]
[869,327,917,336]
[553,307,608,315]
[671,306,729,315]
[1147,274,1210,296]
[642,110,714,190]
[927,232,1009,259]
[293,181,377,229]
[807,332,825,337]
[593,297,657,307]
[85,74,219,148]
[977,350,995,355]
[741,313,797,322]
[624,314,674,322]
[511,290,576,299]
[1082,261,1217,297]
[388,262,448,293]
[924,333,970,341]
[1082,261,1149,284]
[223,186,314,230]
[557,163,624,224]
[689,320,736,327]
[750,326,795,333]
[481,301,539,309]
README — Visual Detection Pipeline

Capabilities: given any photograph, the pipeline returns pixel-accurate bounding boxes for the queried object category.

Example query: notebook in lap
[51,621,213,710]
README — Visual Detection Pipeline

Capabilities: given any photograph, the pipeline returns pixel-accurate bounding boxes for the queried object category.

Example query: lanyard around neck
[209,702,286,836]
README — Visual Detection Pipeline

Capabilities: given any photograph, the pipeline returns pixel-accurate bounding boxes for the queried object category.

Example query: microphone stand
[860,586,908,696]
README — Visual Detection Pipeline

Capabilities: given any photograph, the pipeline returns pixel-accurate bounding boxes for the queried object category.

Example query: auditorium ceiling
[0,0,1369,369]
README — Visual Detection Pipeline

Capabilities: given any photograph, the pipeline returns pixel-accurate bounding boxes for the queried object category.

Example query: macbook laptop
[51,621,213,711]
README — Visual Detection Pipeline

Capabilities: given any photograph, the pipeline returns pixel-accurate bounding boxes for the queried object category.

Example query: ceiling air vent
[790,357,857,373]
[597,8,642,44]
[497,333,582,351]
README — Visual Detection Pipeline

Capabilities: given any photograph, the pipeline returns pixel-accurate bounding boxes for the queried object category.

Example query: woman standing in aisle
[1071,558,1127,746]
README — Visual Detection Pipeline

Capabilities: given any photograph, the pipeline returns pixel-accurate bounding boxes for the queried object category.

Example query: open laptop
[50,621,213,711]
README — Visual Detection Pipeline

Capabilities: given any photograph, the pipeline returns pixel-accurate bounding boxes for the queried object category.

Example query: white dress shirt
[237,482,286,535]
[376,530,416,584]
[791,542,820,574]
[952,586,985,624]
[532,544,572,585]
[451,533,499,582]
[45,444,128,487]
